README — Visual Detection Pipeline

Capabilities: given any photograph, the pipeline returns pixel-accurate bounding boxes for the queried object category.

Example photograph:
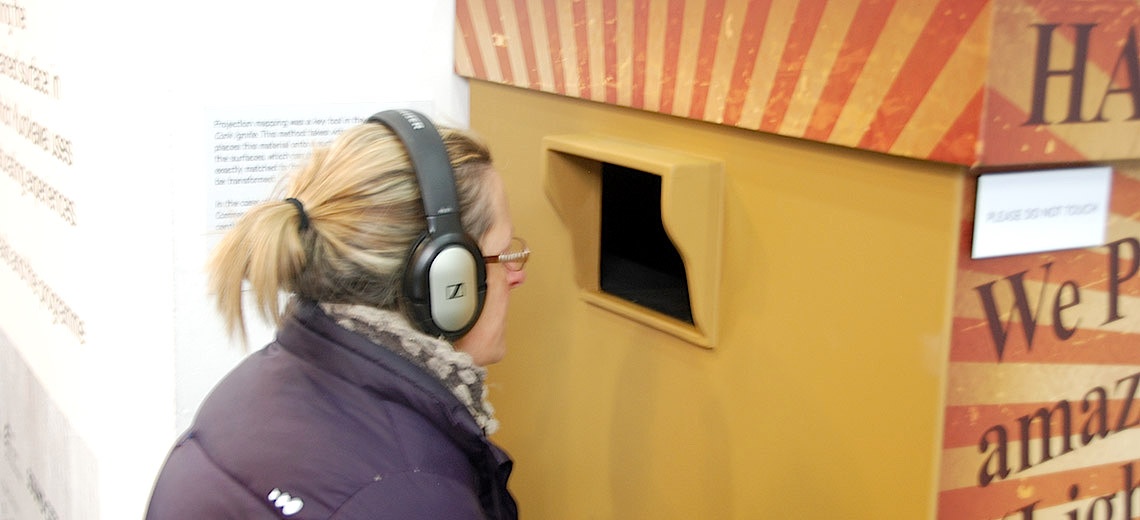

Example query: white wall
[0,1,467,518]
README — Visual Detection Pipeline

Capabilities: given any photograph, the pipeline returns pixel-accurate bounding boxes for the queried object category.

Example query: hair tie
[284,197,310,231]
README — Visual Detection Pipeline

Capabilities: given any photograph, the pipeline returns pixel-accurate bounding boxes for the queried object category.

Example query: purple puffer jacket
[145,301,518,519]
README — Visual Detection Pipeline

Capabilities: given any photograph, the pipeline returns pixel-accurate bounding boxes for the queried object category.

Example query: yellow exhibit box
[455,1,1140,518]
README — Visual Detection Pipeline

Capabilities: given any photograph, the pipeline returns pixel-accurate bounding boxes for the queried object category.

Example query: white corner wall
[0,1,468,519]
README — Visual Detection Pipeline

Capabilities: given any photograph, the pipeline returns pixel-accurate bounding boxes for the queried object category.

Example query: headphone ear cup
[403,232,487,339]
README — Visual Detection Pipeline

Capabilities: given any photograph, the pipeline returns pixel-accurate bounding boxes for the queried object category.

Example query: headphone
[367,109,486,340]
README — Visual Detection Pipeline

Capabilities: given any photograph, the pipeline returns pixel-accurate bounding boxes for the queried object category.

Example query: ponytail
[209,199,309,341]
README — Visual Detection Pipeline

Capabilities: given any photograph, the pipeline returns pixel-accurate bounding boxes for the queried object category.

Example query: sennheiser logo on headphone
[447,283,465,299]
[398,110,426,130]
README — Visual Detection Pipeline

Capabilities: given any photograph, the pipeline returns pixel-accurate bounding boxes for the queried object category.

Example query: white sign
[206,102,430,231]
[972,166,1112,259]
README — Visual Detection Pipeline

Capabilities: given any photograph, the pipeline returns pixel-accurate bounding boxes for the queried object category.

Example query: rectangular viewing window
[543,134,724,348]
[600,164,693,324]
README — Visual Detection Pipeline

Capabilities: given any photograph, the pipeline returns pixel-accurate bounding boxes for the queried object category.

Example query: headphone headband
[366,110,463,235]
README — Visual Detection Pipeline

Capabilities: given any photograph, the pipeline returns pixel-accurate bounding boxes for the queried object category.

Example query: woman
[146,110,525,519]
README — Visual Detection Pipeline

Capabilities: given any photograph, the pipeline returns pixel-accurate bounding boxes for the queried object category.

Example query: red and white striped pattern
[457,0,1140,167]
[455,0,990,165]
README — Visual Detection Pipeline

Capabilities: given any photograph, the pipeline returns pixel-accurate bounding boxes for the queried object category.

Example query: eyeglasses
[483,236,530,271]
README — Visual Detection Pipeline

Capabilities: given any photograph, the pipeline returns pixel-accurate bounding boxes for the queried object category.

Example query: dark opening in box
[600,163,694,324]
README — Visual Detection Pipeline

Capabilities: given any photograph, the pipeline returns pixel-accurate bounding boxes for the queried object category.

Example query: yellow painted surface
[471,80,965,519]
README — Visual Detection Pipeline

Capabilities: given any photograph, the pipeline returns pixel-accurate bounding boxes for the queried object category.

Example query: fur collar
[319,303,499,434]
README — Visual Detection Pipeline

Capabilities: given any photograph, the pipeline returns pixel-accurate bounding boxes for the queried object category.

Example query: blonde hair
[210,121,496,340]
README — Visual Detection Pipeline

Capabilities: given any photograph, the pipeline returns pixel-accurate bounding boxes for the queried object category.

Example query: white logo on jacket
[267,488,304,516]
